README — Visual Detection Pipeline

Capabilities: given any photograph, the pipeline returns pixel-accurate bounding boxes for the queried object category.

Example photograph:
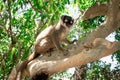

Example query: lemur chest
[59,29,69,40]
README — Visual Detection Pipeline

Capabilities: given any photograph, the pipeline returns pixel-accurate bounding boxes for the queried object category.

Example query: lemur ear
[61,15,66,20]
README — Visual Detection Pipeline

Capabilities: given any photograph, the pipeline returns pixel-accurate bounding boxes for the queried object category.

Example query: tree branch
[82,4,108,20]
[7,0,16,45]
[8,0,120,79]
[27,38,120,78]
[27,0,42,13]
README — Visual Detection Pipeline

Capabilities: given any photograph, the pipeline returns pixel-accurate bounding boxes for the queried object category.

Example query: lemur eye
[70,21,73,24]
[64,19,68,22]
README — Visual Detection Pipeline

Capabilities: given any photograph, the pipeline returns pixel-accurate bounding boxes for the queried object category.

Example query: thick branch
[117,11,120,20]
[27,38,120,77]
[26,0,120,78]
[8,39,120,80]
[8,0,120,79]
[82,4,108,20]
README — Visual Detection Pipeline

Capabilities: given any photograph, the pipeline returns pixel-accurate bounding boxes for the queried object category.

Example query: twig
[7,0,16,45]
[27,0,42,13]
[74,13,81,24]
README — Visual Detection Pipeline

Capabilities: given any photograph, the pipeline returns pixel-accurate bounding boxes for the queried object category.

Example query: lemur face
[61,15,74,28]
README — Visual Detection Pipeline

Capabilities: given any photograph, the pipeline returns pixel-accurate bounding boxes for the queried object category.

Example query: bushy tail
[15,52,40,80]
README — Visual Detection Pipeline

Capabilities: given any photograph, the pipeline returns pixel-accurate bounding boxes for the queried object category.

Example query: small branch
[74,13,81,24]
[7,0,16,45]
[82,4,108,20]
[0,26,9,34]
[27,0,42,13]
[7,0,12,35]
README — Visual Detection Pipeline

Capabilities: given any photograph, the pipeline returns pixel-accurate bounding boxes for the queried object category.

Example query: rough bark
[8,0,120,80]
[73,65,86,80]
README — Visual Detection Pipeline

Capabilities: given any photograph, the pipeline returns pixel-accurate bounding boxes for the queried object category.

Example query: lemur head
[60,15,74,29]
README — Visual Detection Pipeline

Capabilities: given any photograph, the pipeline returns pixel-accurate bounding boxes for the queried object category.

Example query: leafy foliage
[51,70,73,80]
[113,29,120,63]
[86,61,120,80]
[0,0,119,79]
[0,0,69,79]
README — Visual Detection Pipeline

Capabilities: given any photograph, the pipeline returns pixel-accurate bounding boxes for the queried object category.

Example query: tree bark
[8,0,120,80]
[73,65,86,80]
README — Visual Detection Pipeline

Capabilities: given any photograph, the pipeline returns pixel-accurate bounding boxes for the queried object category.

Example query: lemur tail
[15,52,40,80]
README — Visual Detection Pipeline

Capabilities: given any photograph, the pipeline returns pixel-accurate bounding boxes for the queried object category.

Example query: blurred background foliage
[0,0,120,79]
